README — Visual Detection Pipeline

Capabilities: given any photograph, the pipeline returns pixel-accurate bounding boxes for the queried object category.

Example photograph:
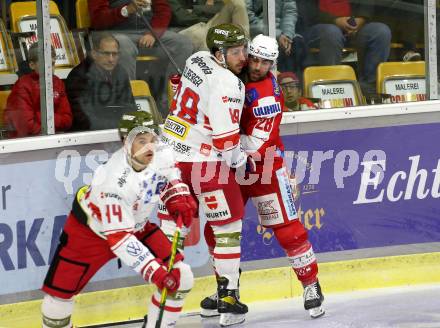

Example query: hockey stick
[132,1,183,75]
[155,214,183,328]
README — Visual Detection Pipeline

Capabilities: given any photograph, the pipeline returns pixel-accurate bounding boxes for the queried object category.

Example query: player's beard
[249,67,266,82]
[230,62,244,75]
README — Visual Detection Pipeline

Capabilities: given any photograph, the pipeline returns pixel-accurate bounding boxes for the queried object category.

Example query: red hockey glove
[143,258,181,293]
[160,180,197,227]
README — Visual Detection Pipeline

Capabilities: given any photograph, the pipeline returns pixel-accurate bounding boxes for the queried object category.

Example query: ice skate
[303,280,325,319]
[201,269,242,318]
[217,277,248,327]
[200,292,219,318]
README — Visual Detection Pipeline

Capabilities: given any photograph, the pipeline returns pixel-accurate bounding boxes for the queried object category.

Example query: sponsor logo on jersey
[204,195,218,209]
[206,210,230,219]
[253,102,281,117]
[276,168,297,220]
[100,192,122,200]
[164,116,190,140]
[118,168,130,187]
[183,66,203,87]
[200,190,231,221]
[161,135,191,156]
[155,180,167,194]
[257,200,279,221]
[132,251,153,270]
[158,202,167,213]
[190,56,213,74]
[258,200,277,216]
[200,143,212,156]
[245,88,258,105]
[127,241,142,256]
[288,247,315,269]
[252,193,284,226]
[271,75,281,96]
[222,96,241,104]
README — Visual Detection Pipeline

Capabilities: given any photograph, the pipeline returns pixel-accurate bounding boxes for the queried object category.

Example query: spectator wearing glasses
[88,0,193,112]
[65,32,136,131]
[4,42,72,138]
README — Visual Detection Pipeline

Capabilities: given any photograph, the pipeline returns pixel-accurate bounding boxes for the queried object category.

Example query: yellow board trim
[2,252,440,327]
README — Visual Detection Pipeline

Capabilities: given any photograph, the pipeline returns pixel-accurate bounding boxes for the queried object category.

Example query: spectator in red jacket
[4,43,72,138]
[88,0,193,112]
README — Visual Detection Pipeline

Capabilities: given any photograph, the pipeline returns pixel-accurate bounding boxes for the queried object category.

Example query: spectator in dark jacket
[298,0,391,94]
[168,0,249,51]
[65,33,136,131]
[4,42,72,138]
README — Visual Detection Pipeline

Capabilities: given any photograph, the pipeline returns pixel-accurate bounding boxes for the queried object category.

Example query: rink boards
[1,120,440,327]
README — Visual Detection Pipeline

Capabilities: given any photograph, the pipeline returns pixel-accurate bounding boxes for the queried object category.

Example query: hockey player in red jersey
[242,34,325,318]
[41,111,197,328]
[201,34,325,320]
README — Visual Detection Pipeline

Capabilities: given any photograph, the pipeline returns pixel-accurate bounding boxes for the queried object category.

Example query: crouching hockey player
[41,111,197,328]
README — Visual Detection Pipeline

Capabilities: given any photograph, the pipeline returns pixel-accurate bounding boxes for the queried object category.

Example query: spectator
[65,33,136,131]
[278,71,318,110]
[278,71,301,110]
[246,0,300,72]
[88,0,193,111]
[298,0,391,95]
[168,0,249,51]
[4,42,72,137]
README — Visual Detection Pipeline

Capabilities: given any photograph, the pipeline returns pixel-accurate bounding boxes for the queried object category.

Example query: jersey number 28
[255,117,274,132]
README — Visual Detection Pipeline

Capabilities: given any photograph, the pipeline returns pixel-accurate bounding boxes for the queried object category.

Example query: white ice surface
[100,284,440,328]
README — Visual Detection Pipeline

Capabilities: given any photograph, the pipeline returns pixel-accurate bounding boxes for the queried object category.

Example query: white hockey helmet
[248,34,279,61]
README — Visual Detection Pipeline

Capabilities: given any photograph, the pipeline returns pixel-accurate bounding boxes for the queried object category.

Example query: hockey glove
[144,258,180,293]
[160,180,197,227]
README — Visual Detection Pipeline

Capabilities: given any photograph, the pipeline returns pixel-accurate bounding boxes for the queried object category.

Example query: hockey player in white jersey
[41,111,197,328]
[160,23,254,326]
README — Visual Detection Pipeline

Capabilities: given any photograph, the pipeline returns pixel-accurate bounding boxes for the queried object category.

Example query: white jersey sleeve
[151,141,181,182]
[162,51,247,167]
